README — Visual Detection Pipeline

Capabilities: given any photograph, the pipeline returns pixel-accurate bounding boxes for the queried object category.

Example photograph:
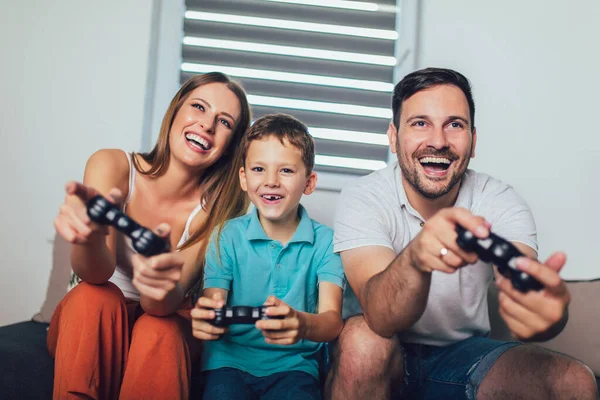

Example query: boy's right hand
[191,292,228,340]
[54,181,122,245]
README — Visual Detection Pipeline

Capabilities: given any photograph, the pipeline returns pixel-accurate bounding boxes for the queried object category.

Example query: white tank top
[109,151,204,300]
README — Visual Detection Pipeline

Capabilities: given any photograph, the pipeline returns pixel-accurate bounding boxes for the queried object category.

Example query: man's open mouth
[418,156,452,173]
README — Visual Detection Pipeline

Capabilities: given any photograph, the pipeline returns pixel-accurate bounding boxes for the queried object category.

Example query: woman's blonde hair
[132,72,251,258]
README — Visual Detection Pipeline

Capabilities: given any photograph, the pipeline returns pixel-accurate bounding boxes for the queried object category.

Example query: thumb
[66,181,98,203]
[212,291,225,307]
[106,188,124,207]
[154,223,171,240]
[212,291,222,300]
[263,295,279,306]
[544,251,567,273]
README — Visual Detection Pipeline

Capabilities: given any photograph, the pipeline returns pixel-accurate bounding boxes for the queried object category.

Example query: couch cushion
[0,321,54,399]
[488,280,600,376]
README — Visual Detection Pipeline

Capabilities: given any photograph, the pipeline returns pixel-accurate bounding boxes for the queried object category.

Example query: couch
[1,279,598,399]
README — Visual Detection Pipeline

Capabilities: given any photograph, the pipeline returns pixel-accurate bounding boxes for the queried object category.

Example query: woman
[50,72,251,399]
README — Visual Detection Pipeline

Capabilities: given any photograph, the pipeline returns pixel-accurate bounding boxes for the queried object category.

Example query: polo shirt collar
[245,205,314,244]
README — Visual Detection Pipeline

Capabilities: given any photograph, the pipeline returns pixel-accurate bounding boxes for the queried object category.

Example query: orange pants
[47,282,202,400]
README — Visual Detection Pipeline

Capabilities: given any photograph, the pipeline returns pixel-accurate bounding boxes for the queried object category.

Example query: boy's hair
[242,113,315,175]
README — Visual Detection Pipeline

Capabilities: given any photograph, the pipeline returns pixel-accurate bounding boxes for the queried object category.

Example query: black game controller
[86,195,170,257]
[455,225,543,292]
[211,306,284,327]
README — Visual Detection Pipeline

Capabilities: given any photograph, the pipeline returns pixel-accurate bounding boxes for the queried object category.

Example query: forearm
[70,234,115,284]
[140,283,185,317]
[362,249,431,337]
[298,310,343,343]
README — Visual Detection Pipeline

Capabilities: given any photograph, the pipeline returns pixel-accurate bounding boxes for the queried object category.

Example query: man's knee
[332,316,403,383]
[551,356,598,398]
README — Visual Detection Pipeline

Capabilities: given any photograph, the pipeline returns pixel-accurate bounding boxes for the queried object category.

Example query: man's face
[388,84,477,199]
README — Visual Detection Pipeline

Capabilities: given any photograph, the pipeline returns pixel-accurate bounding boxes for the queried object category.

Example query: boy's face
[240,135,317,226]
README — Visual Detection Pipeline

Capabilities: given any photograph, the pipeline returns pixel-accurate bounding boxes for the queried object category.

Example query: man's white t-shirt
[333,161,537,346]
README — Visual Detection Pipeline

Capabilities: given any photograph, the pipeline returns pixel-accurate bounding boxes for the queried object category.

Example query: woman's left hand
[131,224,184,301]
[255,296,307,345]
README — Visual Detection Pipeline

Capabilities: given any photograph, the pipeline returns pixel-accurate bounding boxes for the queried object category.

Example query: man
[326,68,597,399]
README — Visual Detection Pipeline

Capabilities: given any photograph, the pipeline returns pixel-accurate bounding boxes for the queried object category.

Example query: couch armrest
[488,280,600,376]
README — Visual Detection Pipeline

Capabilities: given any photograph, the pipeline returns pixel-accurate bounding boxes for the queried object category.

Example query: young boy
[191,114,345,399]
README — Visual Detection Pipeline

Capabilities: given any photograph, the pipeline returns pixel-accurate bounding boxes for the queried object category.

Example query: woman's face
[169,82,242,170]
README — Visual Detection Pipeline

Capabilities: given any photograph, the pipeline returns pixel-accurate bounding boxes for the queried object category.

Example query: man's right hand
[407,207,491,274]
[54,181,123,245]
[191,292,229,340]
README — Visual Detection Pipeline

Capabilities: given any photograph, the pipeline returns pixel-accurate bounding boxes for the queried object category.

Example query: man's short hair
[392,67,475,131]
[242,113,315,175]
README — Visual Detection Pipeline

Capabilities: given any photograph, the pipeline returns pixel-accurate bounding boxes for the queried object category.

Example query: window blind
[181,0,399,175]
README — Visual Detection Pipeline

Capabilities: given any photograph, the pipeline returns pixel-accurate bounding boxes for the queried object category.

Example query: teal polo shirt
[202,205,345,378]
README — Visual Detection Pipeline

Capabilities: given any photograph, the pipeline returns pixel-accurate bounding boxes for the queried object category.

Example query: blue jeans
[400,336,521,399]
[203,367,321,400]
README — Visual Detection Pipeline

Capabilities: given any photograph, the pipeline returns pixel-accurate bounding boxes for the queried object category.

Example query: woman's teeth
[185,133,211,150]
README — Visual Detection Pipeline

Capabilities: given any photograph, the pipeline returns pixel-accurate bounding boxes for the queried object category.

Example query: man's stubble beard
[397,143,471,199]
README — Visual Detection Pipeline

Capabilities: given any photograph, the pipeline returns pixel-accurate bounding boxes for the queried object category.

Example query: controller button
[508,257,518,270]
[478,238,493,249]
[106,210,117,221]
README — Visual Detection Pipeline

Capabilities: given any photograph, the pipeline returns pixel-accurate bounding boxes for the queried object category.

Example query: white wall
[416,0,600,279]
[2,0,598,327]
[0,0,154,325]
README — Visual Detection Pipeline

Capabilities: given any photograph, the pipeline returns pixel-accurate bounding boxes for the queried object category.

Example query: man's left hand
[496,251,570,341]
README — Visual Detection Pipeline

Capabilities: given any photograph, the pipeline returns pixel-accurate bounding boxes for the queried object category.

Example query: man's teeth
[419,157,451,164]
[262,195,282,201]
[185,133,211,150]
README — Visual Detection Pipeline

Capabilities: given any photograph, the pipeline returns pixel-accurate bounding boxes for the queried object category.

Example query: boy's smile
[240,136,317,235]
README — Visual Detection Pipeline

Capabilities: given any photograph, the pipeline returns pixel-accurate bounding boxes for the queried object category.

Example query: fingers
[106,188,124,206]
[409,235,462,274]
[190,314,228,340]
[262,295,279,307]
[441,207,490,238]
[497,291,548,335]
[495,266,569,337]
[516,257,567,294]
[65,181,98,203]
[131,253,184,300]
[153,223,171,239]
[432,218,480,265]
[133,253,184,276]
[539,251,567,273]
[410,207,490,274]
[196,295,225,310]
[191,295,228,340]
[261,329,300,345]
[256,313,300,331]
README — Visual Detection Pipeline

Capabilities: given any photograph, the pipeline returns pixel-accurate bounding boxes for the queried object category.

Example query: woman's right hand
[54,181,123,245]
[191,292,228,340]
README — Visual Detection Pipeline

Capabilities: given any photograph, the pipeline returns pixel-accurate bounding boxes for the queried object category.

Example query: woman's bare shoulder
[83,148,131,194]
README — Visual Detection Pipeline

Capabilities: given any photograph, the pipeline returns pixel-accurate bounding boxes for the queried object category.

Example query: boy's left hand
[256,296,306,345]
